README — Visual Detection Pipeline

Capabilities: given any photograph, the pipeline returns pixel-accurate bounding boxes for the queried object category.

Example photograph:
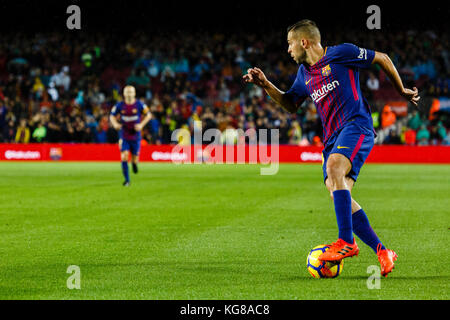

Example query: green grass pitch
[0,162,449,299]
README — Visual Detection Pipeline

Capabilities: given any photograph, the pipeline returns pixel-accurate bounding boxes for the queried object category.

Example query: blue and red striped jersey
[285,43,376,144]
[111,100,149,141]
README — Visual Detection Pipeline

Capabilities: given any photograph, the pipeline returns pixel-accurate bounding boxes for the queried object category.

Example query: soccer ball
[306,245,344,278]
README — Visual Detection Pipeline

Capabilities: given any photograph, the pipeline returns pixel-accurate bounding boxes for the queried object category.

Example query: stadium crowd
[0,28,449,146]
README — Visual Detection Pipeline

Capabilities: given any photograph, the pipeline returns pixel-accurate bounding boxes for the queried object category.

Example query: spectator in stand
[278,118,290,144]
[49,68,62,87]
[384,129,402,144]
[407,109,422,130]
[85,114,98,140]
[288,121,302,145]
[378,105,397,144]
[381,105,397,129]
[81,50,93,69]
[126,69,140,86]
[412,57,437,81]
[40,69,51,88]
[32,77,45,100]
[371,104,381,131]
[96,115,109,143]
[218,80,231,103]
[312,135,323,147]
[366,71,379,101]
[404,127,417,145]
[3,119,16,142]
[416,124,430,145]
[148,61,160,78]
[15,118,30,143]
[60,66,71,92]
[303,102,318,142]
[221,124,238,145]
[47,82,59,102]
[430,121,447,145]
[444,131,450,145]
[32,120,47,142]
[12,96,26,120]
[437,122,447,142]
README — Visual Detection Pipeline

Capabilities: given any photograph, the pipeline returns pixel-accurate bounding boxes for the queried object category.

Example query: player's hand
[134,123,143,132]
[113,123,122,130]
[401,87,420,106]
[243,67,269,88]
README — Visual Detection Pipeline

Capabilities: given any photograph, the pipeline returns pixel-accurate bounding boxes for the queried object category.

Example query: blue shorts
[119,139,141,156]
[322,121,374,183]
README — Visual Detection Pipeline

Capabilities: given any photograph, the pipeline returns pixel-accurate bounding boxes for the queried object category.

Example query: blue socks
[121,161,129,182]
[333,190,386,253]
[332,190,354,244]
[352,209,386,253]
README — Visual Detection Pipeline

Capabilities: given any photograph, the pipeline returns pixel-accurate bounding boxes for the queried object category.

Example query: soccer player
[243,20,420,277]
[110,85,152,186]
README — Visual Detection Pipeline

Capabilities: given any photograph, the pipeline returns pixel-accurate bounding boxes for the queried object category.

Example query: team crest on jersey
[322,64,331,77]
[132,108,137,114]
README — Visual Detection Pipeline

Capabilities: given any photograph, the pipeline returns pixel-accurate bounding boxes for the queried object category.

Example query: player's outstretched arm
[372,51,420,106]
[243,67,298,113]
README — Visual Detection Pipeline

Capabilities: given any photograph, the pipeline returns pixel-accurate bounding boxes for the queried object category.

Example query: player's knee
[326,164,346,183]
[121,152,128,161]
[326,165,348,193]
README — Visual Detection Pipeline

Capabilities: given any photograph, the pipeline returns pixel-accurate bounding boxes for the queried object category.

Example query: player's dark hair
[287,19,321,42]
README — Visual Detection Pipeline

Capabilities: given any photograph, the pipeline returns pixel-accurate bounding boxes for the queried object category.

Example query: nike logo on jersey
[305,78,312,85]
[337,146,350,149]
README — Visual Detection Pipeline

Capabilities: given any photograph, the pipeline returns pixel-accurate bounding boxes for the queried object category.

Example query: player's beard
[296,48,307,65]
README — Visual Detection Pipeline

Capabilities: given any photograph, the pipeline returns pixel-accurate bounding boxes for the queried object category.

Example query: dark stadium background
[0,0,448,146]
[1,0,448,32]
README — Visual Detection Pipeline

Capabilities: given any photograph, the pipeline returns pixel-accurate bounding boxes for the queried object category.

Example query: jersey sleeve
[334,43,375,69]
[285,73,308,108]
[110,103,121,116]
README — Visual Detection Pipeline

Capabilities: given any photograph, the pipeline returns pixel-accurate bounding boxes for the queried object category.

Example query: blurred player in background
[110,85,152,186]
[243,19,420,277]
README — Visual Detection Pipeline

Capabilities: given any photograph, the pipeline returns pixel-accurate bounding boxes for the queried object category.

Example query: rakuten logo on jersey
[310,80,340,103]
[121,115,139,122]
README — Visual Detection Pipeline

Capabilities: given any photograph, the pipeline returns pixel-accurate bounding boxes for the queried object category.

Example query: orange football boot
[318,238,359,262]
[377,244,398,277]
